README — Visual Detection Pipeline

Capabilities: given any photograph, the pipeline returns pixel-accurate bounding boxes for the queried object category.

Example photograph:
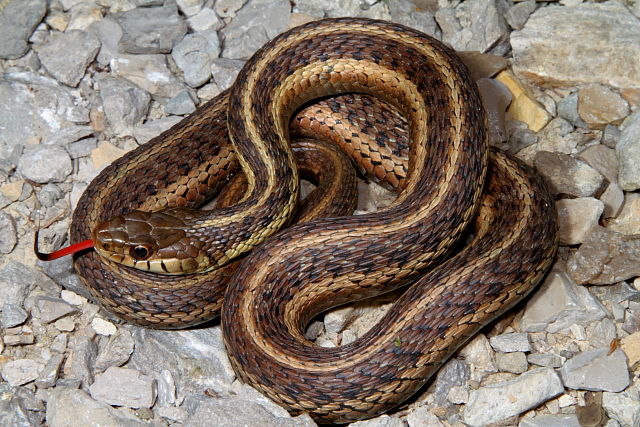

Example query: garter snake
[50,18,557,423]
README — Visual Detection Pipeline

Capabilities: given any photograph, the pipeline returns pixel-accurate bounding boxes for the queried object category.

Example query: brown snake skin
[69,18,558,423]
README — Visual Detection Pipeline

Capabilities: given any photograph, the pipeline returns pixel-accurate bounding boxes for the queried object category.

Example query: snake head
[92,209,209,274]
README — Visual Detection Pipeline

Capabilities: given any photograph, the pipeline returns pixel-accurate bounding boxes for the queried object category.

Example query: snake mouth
[34,229,94,261]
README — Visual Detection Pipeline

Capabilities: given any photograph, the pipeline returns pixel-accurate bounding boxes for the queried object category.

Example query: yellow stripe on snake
[68,18,557,423]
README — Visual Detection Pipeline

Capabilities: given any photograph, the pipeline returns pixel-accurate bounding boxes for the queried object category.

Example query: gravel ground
[1,0,640,426]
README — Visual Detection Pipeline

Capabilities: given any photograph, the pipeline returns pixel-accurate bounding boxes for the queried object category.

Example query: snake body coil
[70,18,558,423]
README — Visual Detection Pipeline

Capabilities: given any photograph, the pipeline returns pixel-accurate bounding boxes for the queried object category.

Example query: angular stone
[90,366,157,409]
[533,151,605,198]
[114,4,187,54]
[576,144,618,184]
[557,92,587,128]
[91,141,128,170]
[521,268,608,332]
[87,17,123,66]
[607,193,640,234]
[36,30,101,87]
[505,0,536,31]
[0,261,57,307]
[210,58,244,91]
[111,54,189,100]
[527,352,563,368]
[0,0,46,59]
[520,414,581,427]
[187,7,223,32]
[560,348,629,392]
[17,145,72,183]
[495,352,528,374]
[458,334,497,382]
[435,0,508,53]
[617,110,640,191]
[489,332,531,353]
[97,76,150,136]
[172,31,220,88]
[95,329,135,371]
[215,0,247,18]
[602,389,640,427]
[35,296,78,323]
[44,125,94,146]
[556,197,604,245]
[578,84,630,129]
[463,368,563,426]
[388,0,439,37]
[46,387,147,427]
[165,90,196,115]
[133,116,182,145]
[221,0,291,59]
[35,354,64,388]
[177,0,205,16]
[430,358,470,406]
[1,359,44,386]
[1,303,28,328]
[406,407,446,427]
[495,70,550,132]
[511,2,640,90]
[599,181,624,219]
[0,212,17,254]
[566,226,640,285]
[63,335,97,386]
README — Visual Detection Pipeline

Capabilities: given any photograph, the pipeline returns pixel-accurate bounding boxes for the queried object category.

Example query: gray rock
[495,351,528,374]
[533,151,605,198]
[430,358,470,406]
[556,197,604,245]
[36,256,94,302]
[35,296,78,323]
[215,0,247,18]
[557,92,587,128]
[177,0,206,16]
[95,329,135,372]
[1,359,45,387]
[129,327,236,396]
[458,334,497,383]
[527,352,563,368]
[155,369,176,407]
[35,354,65,389]
[511,2,640,90]
[505,0,536,31]
[97,76,151,137]
[586,318,617,349]
[617,110,640,191]
[435,0,509,53]
[0,261,56,307]
[566,226,640,285]
[520,414,581,427]
[187,7,223,32]
[0,0,46,59]
[406,407,445,427]
[489,332,531,353]
[63,335,97,387]
[0,72,89,147]
[183,384,316,427]
[388,0,439,37]
[602,124,621,148]
[37,183,63,207]
[576,144,618,184]
[0,212,17,254]
[114,4,187,54]
[4,333,35,346]
[46,387,147,427]
[521,268,608,333]
[220,0,291,59]
[172,31,220,88]
[463,368,564,426]
[350,415,404,427]
[87,17,123,67]
[17,145,72,183]
[165,90,196,115]
[560,348,629,392]
[111,54,190,100]
[2,303,28,328]
[211,58,244,90]
[90,366,156,409]
[44,125,94,146]
[602,389,640,427]
[36,30,101,87]
[133,116,183,145]
[66,137,98,159]
[0,383,44,425]
[295,0,390,20]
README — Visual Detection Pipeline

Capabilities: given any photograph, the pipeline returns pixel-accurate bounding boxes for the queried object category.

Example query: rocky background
[1,0,640,425]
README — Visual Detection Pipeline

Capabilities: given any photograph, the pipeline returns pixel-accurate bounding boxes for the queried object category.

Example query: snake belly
[69,17,558,423]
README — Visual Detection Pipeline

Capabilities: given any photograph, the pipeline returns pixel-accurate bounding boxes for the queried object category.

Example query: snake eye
[130,245,152,260]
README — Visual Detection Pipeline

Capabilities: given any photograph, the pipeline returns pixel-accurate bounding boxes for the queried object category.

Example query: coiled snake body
[67,18,557,423]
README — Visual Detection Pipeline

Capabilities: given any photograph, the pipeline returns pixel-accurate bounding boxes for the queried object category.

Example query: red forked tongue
[34,230,94,261]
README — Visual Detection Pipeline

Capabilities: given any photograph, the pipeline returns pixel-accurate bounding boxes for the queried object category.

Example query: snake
[37,18,558,423]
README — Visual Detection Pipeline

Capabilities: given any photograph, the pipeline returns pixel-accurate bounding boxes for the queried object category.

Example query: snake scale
[58,18,558,423]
